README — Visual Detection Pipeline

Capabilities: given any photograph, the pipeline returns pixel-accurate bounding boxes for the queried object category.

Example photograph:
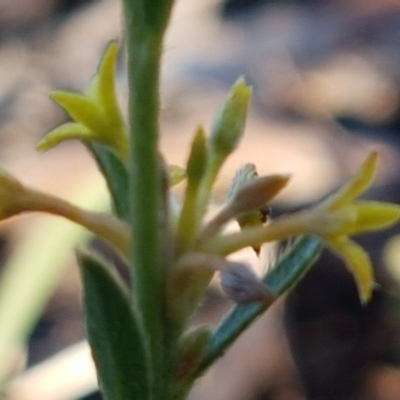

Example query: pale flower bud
[186,126,207,186]
[176,326,211,379]
[199,167,289,244]
[230,174,290,217]
[209,78,252,161]
[220,262,274,304]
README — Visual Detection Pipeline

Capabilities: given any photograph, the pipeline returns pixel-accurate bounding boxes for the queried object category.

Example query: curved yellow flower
[308,151,400,303]
[0,167,129,261]
[202,151,400,303]
[37,42,128,160]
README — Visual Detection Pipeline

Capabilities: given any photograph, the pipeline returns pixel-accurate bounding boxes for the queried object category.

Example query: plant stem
[127,32,165,396]
[122,0,174,397]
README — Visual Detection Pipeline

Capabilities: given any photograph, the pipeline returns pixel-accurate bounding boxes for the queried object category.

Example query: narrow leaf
[88,142,130,221]
[195,235,321,377]
[78,251,149,400]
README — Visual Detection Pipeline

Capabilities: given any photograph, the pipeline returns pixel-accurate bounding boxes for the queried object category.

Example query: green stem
[176,184,200,253]
[127,33,164,395]
[122,0,174,398]
[196,155,223,218]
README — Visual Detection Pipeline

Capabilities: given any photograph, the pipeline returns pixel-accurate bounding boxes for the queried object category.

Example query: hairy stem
[122,0,175,397]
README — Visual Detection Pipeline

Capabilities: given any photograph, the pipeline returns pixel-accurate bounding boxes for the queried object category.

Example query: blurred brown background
[2,0,400,399]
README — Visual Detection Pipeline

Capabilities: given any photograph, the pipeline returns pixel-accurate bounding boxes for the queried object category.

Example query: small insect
[260,205,271,224]
[229,164,273,256]
[249,205,271,256]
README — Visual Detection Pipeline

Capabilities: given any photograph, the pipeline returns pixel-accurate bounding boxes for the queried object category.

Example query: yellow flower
[306,151,400,303]
[0,168,129,261]
[201,151,400,303]
[37,42,128,160]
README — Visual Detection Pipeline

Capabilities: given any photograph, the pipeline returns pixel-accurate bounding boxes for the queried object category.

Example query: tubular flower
[37,42,128,160]
[0,168,129,261]
[201,151,400,303]
[310,151,400,302]
[304,151,400,303]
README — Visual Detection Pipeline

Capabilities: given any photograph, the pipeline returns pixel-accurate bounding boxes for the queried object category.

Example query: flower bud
[220,262,274,304]
[168,253,216,322]
[230,174,290,217]
[199,167,289,248]
[226,164,290,254]
[176,326,211,379]
[209,78,251,161]
[186,126,207,186]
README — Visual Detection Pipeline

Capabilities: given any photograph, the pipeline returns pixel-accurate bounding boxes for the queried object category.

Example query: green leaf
[266,236,321,295]
[78,251,149,400]
[195,235,321,377]
[88,143,130,221]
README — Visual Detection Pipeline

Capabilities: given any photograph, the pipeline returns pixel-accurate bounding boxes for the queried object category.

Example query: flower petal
[37,122,95,152]
[323,151,378,210]
[327,236,374,303]
[350,201,400,234]
[51,91,106,133]
[42,43,128,159]
[87,42,124,132]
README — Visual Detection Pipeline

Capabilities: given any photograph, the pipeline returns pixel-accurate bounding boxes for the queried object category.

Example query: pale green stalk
[122,0,175,397]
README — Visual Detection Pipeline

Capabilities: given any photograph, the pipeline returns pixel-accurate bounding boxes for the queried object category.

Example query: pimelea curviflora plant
[1,1,400,399]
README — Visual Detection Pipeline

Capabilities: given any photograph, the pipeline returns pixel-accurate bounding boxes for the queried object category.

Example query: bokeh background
[2,0,400,399]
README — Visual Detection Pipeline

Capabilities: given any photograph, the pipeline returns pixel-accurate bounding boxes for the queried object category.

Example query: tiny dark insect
[260,205,271,224]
